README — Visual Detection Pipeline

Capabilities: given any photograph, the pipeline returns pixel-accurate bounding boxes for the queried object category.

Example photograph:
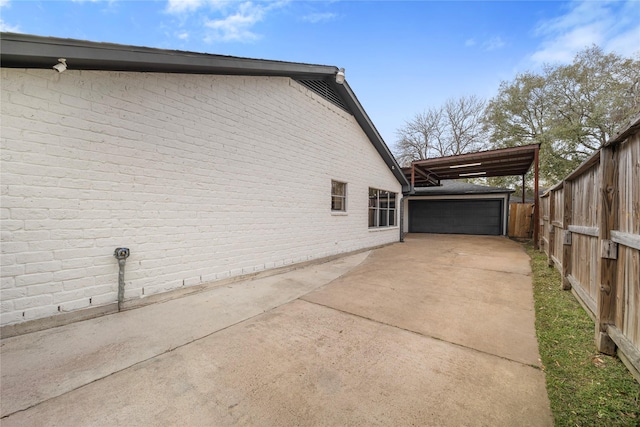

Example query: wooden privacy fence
[508,203,534,238]
[539,114,640,381]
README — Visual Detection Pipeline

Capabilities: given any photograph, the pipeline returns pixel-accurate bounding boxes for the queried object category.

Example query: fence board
[615,121,640,362]
[538,114,640,380]
[553,189,564,226]
[611,231,640,251]
[569,234,599,303]
[508,203,534,238]
[618,133,640,235]
[561,183,572,290]
[607,325,640,382]
[568,274,597,315]
[568,226,599,237]
[539,194,550,252]
[573,164,600,228]
[617,245,640,349]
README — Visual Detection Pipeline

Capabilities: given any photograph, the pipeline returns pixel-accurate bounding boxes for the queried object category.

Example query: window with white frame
[331,180,347,212]
[368,188,396,227]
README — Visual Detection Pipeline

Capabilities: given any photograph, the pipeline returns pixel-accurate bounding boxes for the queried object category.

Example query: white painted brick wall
[0,69,402,326]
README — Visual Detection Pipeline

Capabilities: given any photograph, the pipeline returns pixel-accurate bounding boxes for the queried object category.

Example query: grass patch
[526,243,640,426]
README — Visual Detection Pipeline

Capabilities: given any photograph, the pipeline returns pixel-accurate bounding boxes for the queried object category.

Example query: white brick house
[0,33,409,334]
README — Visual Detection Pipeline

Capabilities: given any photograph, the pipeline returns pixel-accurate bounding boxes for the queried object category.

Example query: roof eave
[334,81,410,190]
[0,32,336,77]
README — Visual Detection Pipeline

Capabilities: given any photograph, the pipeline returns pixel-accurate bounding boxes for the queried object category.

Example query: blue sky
[1,0,639,147]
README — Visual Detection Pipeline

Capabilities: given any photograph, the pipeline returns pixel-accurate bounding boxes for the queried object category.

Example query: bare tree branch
[394,96,487,165]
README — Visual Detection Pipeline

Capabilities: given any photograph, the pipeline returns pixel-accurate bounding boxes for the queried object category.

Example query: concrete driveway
[1,234,553,426]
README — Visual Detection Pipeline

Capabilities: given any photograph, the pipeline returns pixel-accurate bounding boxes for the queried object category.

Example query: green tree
[546,46,640,156]
[484,46,640,187]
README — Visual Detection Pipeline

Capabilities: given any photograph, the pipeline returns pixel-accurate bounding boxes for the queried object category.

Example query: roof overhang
[0,32,335,78]
[403,144,540,187]
[335,82,409,190]
[0,32,410,190]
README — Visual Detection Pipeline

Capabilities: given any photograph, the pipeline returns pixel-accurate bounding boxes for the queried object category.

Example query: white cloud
[165,0,288,43]
[607,27,640,58]
[302,12,337,24]
[166,0,207,14]
[204,2,265,42]
[530,0,640,65]
[464,35,506,51]
[0,0,21,32]
[483,36,505,51]
[532,23,604,63]
[0,18,20,32]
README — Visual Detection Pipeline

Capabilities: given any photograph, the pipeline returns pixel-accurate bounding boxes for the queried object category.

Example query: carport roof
[403,144,540,187]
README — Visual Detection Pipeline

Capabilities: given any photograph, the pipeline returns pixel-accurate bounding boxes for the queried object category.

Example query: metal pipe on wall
[114,248,130,311]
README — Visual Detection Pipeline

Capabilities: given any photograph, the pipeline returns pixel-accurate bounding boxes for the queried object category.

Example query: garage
[402,181,514,236]
[401,145,540,238]
[409,198,503,235]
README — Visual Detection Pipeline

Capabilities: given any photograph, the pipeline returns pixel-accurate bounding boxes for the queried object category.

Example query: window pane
[332,181,345,197]
[389,209,396,226]
[331,196,344,211]
[379,191,389,209]
[369,188,378,208]
[368,208,376,227]
[379,209,388,227]
[389,193,396,209]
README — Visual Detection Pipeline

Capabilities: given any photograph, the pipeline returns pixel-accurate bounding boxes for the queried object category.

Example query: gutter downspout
[400,197,404,242]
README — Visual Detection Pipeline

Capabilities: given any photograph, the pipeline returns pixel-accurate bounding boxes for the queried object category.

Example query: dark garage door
[409,199,503,235]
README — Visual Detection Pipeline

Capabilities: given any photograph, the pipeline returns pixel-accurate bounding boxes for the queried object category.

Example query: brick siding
[0,69,401,326]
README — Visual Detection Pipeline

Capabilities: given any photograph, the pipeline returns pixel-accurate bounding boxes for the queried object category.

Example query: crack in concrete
[299,298,543,371]
[0,308,275,420]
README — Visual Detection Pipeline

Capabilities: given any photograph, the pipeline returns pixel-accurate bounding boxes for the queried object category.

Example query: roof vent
[296,79,350,113]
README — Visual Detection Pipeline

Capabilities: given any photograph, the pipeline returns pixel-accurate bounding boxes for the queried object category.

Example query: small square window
[331,181,347,212]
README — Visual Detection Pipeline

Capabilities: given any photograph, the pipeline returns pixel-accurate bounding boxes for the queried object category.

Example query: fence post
[533,145,540,249]
[561,181,572,291]
[595,146,619,355]
[548,191,556,267]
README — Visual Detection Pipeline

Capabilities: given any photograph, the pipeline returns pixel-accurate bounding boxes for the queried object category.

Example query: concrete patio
[0,234,553,426]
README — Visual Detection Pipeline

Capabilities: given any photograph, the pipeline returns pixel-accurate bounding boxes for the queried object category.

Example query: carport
[402,144,540,243]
